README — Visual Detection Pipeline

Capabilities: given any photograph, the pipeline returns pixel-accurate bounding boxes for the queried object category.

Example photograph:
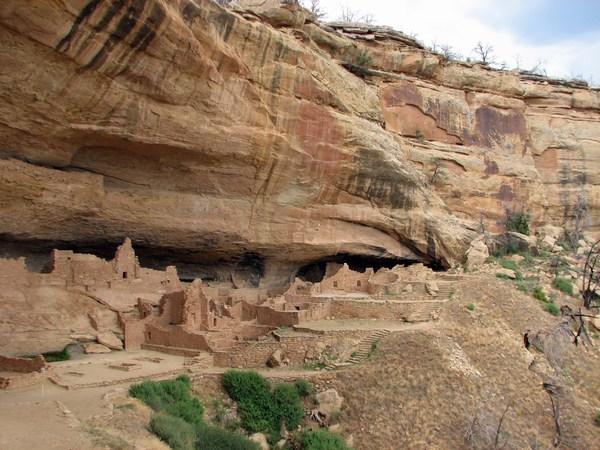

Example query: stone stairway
[325,329,390,370]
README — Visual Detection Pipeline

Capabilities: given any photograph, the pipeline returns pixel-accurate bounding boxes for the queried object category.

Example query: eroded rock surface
[0,0,598,279]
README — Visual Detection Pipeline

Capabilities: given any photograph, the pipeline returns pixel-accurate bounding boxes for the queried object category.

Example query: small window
[213,318,217,326]
[333,281,338,288]
[123,271,128,279]
[357,280,362,287]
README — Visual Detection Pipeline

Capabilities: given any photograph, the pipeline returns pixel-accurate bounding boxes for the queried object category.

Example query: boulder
[541,235,556,250]
[96,331,124,350]
[267,349,284,368]
[465,236,489,270]
[538,225,564,242]
[425,281,439,297]
[507,232,539,255]
[249,433,269,450]
[316,388,344,417]
[83,343,111,354]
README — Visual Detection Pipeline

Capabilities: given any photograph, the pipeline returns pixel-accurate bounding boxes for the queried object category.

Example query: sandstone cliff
[0,0,598,279]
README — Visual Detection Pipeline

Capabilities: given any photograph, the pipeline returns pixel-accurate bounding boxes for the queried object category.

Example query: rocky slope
[0,0,599,280]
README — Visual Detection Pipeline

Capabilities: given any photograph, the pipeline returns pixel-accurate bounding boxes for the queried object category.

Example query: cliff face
[0,0,598,278]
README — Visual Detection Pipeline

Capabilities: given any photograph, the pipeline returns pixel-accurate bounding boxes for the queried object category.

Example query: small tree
[473,41,495,65]
[581,240,600,309]
[339,5,374,24]
[302,0,326,19]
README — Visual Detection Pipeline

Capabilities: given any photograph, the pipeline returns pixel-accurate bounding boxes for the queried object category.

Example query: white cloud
[313,0,599,84]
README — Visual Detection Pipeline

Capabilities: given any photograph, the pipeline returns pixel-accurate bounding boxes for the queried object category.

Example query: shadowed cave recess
[0,237,441,292]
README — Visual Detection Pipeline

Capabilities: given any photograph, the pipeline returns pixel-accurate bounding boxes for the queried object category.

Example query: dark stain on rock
[426,222,437,261]
[383,83,422,108]
[208,9,237,42]
[495,184,515,202]
[86,0,148,69]
[484,157,499,176]
[130,2,165,52]
[344,148,417,210]
[56,0,102,52]
[466,106,526,149]
[182,0,202,23]
[93,0,126,33]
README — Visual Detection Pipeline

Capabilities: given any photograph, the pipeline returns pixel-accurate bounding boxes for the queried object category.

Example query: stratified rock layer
[0,0,599,274]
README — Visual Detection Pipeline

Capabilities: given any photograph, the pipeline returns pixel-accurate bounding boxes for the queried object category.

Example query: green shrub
[294,379,314,397]
[196,425,259,450]
[496,273,512,280]
[543,302,561,316]
[595,409,600,426]
[222,371,271,404]
[533,287,548,303]
[299,429,350,450]
[466,303,475,311]
[500,259,519,272]
[223,371,304,438]
[150,413,197,450]
[506,211,530,235]
[130,376,204,428]
[42,346,70,362]
[272,383,304,431]
[553,277,574,296]
[354,49,373,68]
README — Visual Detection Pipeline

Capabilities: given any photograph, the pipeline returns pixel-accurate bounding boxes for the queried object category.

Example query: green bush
[299,430,350,450]
[506,211,530,235]
[222,371,305,439]
[500,259,519,272]
[42,346,70,362]
[543,302,561,316]
[466,303,475,311]
[553,277,574,296]
[595,409,600,426]
[150,413,197,450]
[272,383,304,430]
[533,287,548,303]
[130,375,204,428]
[294,379,314,397]
[196,425,259,450]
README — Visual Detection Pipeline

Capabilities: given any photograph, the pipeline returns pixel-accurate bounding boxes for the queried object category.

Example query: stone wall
[145,325,211,352]
[0,354,47,373]
[331,299,442,322]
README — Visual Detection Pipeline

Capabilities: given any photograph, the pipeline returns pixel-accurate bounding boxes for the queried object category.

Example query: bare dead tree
[302,0,326,19]
[473,41,495,65]
[439,44,458,61]
[543,383,562,447]
[339,5,374,24]
[565,192,587,249]
[465,404,512,449]
[581,240,600,309]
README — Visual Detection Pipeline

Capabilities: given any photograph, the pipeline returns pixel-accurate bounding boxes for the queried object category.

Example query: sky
[313,0,600,84]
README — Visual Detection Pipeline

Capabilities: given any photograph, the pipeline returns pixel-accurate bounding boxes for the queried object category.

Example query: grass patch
[303,361,326,371]
[196,425,259,450]
[150,412,197,450]
[500,259,519,272]
[294,379,314,397]
[533,287,548,303]
[297,429,350,450]
[543,302,561,316]
[222,370,304,440]
[553,277,574,296]
[368,340,379,358]
[42,346,70,362]
[466,303,476,311]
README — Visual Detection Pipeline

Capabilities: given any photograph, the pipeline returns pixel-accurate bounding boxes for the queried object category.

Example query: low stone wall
[146,325,211,352]
[331,299,442,322]
[213,332,369,368]
[0,354,47,373]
